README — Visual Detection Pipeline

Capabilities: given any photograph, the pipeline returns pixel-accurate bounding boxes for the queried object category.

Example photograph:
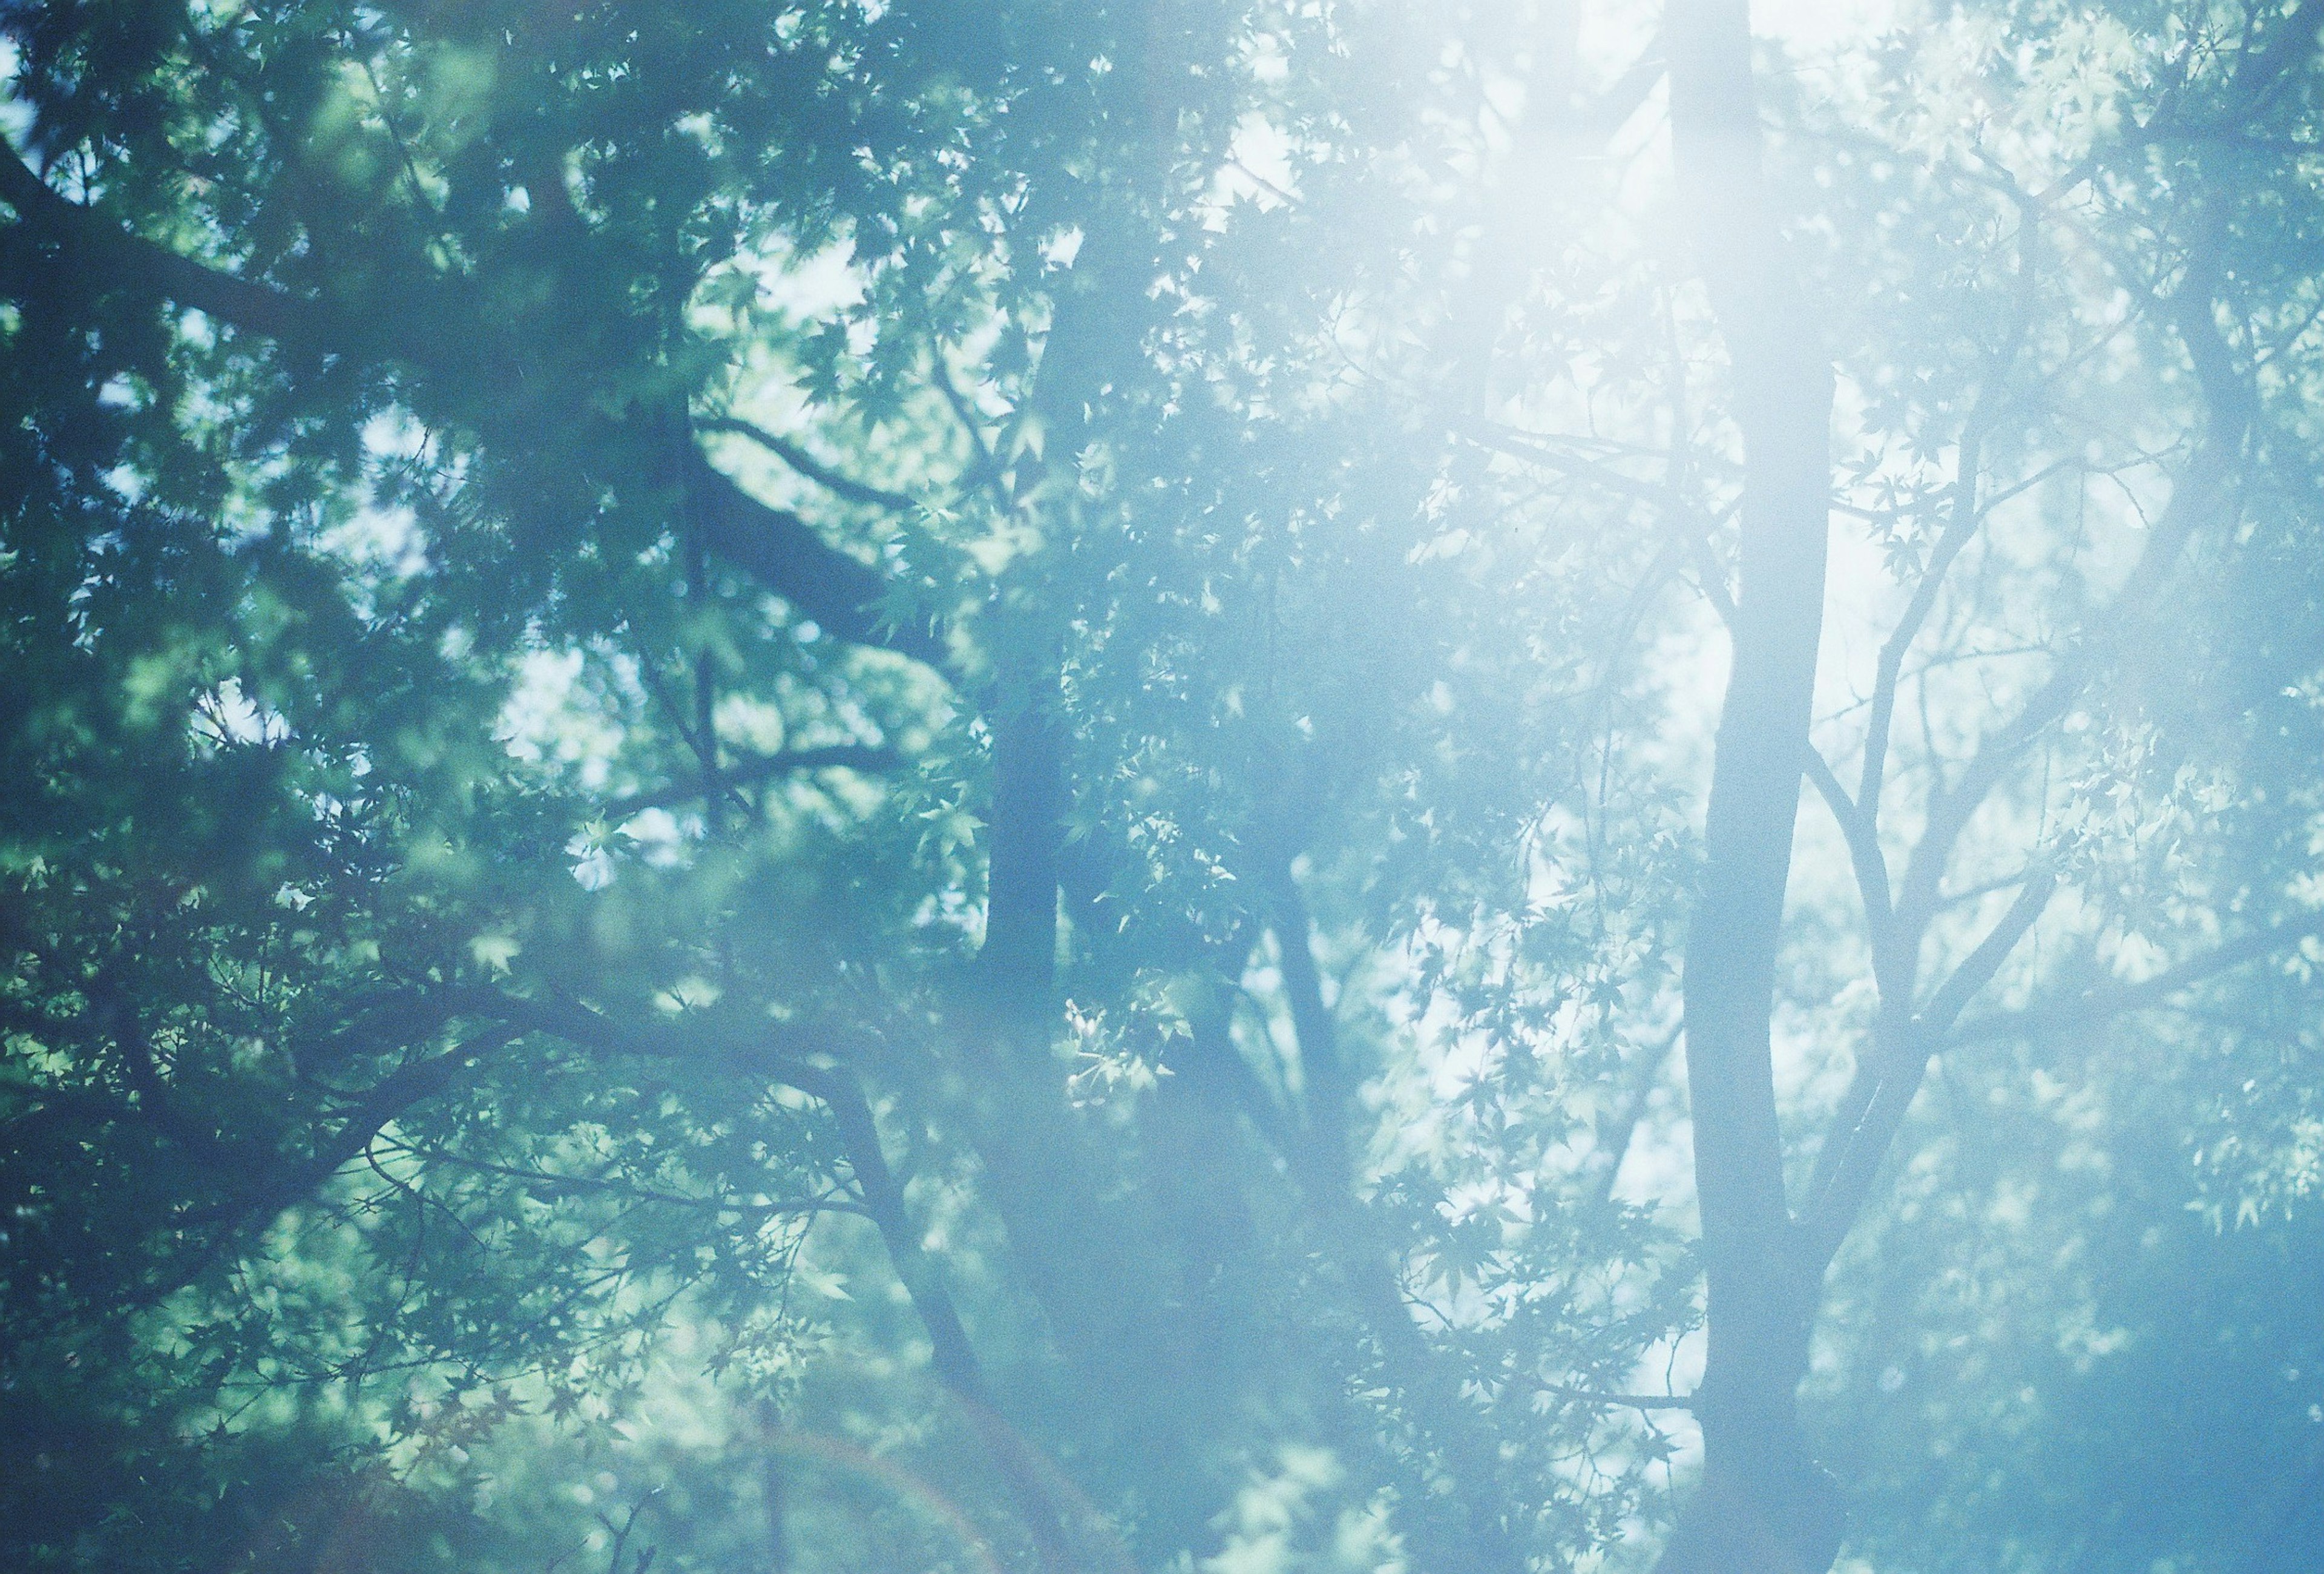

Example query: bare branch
[1462,426,1741,624]
[1465,424,1704,518]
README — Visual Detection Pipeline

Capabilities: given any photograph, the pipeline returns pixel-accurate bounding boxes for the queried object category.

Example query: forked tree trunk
[1658,2,1843,1569]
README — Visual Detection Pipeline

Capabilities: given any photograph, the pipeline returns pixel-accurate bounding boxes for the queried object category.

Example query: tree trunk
[1658,2,1843,1569]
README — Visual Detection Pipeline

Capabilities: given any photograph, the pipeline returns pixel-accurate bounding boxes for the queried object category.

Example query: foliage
[2,1,2320,1571]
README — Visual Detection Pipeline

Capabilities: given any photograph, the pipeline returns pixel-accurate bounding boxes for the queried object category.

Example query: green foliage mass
[1,1,2320,1570]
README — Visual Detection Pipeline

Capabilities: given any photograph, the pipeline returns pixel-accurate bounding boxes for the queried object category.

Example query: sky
[1759,0,1901,47]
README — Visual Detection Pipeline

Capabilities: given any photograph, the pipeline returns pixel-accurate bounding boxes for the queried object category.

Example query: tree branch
[129,1023,524,1305]
[370,1136,869,1220]
[1889,260,2250,950]
[462,988,854,1093]
[459,986,1075,1564]
[1594,1023,1681,1208]
[2231,0,2324,111]
[1799,870,2056,1268]
[1917,869,2058,1036]
[1268,868,1354,1171]
[1803,746,1902,989]
[816,1067,1078,1574]
[2,142,947,676]
[1540,1384,1698,1412]
[1169,1006,1295,1156]
[696,415,922,514]
[0,141,326,343]
[1261,864,1529,1574]
[683,444,948,670]
[1946,913,2323,1047]
[1856,213,2042,824]
[605,743,902,815]
[238,1026,525,1217]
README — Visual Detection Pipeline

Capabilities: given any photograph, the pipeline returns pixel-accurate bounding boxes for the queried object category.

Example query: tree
[3,2,2321,1571]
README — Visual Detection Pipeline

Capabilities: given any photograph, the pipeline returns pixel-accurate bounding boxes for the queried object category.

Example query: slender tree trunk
[817,1073,1080,1573]
[945,194,1264,1563]
[1658,3,1842,1569]
[1269,872,1532,1574]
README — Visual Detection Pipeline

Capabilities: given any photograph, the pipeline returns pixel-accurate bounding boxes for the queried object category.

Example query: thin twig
[605,743,902,815]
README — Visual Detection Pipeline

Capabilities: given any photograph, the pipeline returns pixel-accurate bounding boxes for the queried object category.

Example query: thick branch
[3,143,944,674]
[2233,0,2324,110]
[1268,869,1354,1169]
[1917,871,2057,1035]
[683,444,948,669]
[819,1069,1078,1574]
[818,1072,993,1402]
[976,676,1067,1003]
[1,142,326,343]
[1170,1007,1295,1156]
[696,415,922,514]
[127,1024,522,1306]
[463,988,847,1092]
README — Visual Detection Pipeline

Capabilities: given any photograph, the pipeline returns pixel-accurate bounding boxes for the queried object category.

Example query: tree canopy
[4,1,2322,1570]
